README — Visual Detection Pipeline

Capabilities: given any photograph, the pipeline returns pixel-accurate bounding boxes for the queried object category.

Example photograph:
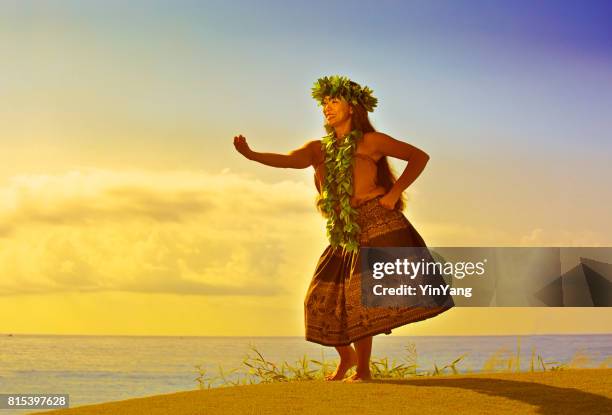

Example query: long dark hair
[315,101,405,214]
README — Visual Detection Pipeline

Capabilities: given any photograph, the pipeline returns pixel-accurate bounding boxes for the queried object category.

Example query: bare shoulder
[293,139,321,155]
[307,139,322,148]
[363,131,428,161]
[363,131,392,144]
[361,132,391,161]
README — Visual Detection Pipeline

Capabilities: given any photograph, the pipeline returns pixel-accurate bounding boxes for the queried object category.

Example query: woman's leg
[325,345,357,381]
[345,336,372,381]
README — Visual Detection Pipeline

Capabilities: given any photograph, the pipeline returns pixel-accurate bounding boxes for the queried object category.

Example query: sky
[1,0,611,336]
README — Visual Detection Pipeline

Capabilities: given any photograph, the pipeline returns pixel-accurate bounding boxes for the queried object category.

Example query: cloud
[0,168,325,297]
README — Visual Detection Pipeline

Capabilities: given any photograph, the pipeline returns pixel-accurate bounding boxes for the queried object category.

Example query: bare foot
[325,351,357,381]
[342,371,372,383]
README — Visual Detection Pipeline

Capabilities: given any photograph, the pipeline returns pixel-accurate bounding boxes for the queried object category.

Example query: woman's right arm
[233,135,318,169]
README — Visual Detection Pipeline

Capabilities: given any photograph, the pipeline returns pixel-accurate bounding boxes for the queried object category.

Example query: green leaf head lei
[311,75,378,113]
[311,75,378,252]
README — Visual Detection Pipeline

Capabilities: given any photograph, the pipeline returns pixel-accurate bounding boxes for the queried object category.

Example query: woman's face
[323,95,352,126]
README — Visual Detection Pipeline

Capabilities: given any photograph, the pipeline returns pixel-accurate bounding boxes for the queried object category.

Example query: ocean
[0,334,610,414]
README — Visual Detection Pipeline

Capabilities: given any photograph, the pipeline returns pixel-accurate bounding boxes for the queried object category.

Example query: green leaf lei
[311,75,378,252]
[311,75,378,112]
[320,129,363,252]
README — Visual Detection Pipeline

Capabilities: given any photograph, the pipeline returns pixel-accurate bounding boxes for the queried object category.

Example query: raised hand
[233,134,253,159]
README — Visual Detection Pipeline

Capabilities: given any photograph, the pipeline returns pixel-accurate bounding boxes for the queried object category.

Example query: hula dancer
[233,75,454,382]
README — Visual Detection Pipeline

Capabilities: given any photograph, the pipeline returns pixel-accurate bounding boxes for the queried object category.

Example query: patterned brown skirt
[304,195,455,347]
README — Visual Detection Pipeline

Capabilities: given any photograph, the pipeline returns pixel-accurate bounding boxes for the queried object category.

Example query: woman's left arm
[370,132,430,209]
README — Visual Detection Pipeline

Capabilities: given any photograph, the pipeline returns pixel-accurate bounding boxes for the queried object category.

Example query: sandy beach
[35,368,612,415]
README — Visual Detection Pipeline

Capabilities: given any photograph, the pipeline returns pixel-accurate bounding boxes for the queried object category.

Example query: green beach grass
[194,336,612,388]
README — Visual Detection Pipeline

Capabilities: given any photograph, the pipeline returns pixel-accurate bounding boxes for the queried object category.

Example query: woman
[233,75,454,382]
